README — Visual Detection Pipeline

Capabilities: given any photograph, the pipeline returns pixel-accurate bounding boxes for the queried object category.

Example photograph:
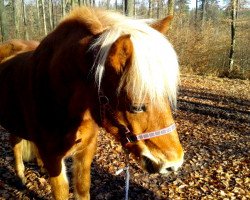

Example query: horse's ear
[106,34,133,74]
[151,15,173,34]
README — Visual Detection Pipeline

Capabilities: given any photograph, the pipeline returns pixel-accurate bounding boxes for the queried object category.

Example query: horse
[0,39,39,63]
[0,7,184,200]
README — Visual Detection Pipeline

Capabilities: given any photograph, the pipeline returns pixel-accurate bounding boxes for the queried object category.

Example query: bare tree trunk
[228,0,237,72]
[51,0,55,28]
[61,0,66,17]
[12,0,19,38]
[0,0,5,41]
[107,0,111,9]
[195,0,198,22]
[167,0,175,15]
[41,0,47,35]
[22,0,29,40]
[201,0,206,26]
[70,0,75,10]
[83,0,87,6]
[236,0,239,19]
[115,0,118,10]
[78,0,84,6]
[48,0,53,31]
[148,0,153,18]
[134,0,136,16]
[124,0,134,16]
[157,0,163,19]
[36,0,41,36]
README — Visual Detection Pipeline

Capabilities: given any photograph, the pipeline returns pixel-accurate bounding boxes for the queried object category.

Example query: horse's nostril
[166,167,174,172]
[142,156,158,174]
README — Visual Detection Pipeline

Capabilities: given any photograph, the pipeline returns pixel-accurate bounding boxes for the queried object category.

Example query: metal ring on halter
[99,95,109,105]
[124,129,137,144]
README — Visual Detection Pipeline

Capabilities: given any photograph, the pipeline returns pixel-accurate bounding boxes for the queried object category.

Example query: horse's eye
[129,104,146,113]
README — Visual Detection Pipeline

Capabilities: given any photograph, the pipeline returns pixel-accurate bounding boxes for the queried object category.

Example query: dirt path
[0,75,249,200]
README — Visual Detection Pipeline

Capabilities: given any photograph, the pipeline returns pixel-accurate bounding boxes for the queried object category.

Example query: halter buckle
[125,134,137,143]
[123,128,137,144]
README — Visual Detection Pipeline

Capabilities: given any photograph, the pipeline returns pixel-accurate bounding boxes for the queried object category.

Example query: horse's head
[91,14,183,174]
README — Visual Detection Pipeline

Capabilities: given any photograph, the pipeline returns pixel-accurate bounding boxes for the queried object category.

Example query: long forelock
[91,13,179,109]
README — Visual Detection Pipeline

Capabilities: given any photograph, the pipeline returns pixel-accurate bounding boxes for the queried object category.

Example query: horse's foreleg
[73,133,98,200]
[43,157,69,200]
[10,135,26,184]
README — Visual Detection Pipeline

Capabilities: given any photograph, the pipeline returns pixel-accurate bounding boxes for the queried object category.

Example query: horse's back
[0,39,39,63]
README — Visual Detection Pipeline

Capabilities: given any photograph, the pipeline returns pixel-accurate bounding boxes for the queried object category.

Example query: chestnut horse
[0,7,183,200]
[0,39,39,63]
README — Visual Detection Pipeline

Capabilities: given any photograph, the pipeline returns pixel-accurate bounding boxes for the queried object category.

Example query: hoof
[15,177,27,190]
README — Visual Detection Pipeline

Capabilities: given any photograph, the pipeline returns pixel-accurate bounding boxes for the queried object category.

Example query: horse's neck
[30,23,101,120]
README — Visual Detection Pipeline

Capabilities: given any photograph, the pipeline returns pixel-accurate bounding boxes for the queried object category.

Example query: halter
[99,94,176,147]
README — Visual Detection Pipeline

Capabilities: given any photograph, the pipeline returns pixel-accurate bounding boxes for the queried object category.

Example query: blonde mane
[84,8,179,108]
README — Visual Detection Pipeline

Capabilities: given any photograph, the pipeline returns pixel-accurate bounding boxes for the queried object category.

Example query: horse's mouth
[141,156,159,174]
[141,155,182,174]
[141,156,170,174]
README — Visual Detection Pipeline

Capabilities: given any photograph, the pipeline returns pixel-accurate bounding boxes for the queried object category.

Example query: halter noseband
[99,94,176,146]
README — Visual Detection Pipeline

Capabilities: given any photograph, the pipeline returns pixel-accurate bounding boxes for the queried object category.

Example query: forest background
[0,0,249,79]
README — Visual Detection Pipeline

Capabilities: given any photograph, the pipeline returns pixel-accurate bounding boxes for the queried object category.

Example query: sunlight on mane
[91,10,179,109]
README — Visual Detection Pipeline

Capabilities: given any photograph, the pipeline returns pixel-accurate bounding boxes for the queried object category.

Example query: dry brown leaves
[0,74,249,199]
